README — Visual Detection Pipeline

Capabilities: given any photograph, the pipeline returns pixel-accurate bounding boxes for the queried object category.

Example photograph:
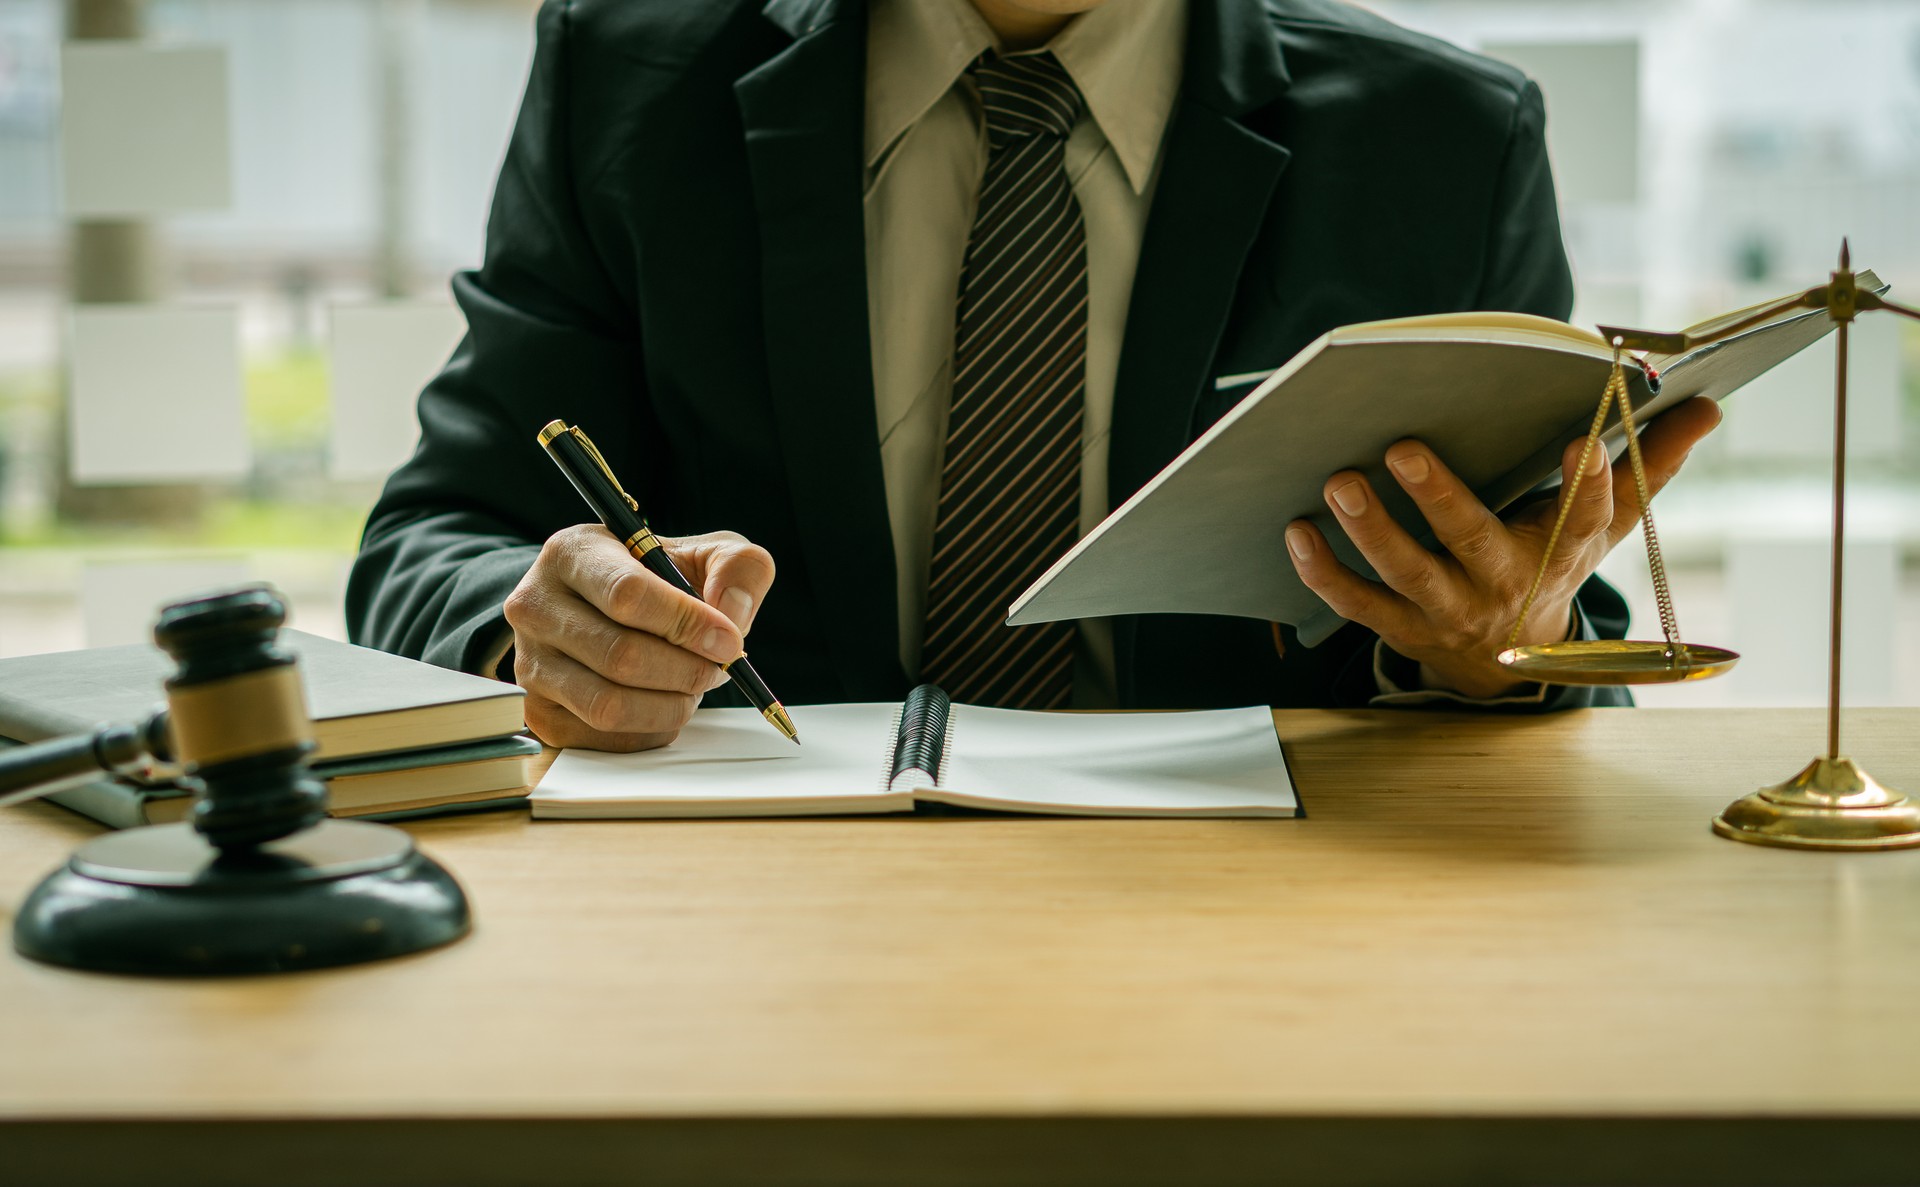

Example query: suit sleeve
[1472,80,1576,323]
[345,0,644,674]
[1343,76,1630,710]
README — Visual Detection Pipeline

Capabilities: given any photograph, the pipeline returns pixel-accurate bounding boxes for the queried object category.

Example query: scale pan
[1495,640,1739,686]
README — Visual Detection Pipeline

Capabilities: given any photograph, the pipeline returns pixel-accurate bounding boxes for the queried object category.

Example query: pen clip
[568,425,640,515]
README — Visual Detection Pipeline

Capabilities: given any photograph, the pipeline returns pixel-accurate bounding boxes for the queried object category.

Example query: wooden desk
[4,708,1920,1186]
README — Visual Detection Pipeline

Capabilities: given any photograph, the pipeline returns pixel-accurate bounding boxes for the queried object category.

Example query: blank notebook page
[927,704,1296,817]
[534,703,905,818]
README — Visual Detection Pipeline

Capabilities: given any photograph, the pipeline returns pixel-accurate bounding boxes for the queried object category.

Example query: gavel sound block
[9,586,470,976]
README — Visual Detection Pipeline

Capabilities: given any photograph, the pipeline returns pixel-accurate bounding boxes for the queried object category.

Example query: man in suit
[347,0,1719,750]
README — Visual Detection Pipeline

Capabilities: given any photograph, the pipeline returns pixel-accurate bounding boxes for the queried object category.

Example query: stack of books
[0,630,533,828]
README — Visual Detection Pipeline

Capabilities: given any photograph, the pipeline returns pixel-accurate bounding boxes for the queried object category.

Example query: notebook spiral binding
[886,684,951,794]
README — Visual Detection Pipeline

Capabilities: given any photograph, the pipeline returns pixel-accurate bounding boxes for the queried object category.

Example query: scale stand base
[12,819,470,975]
[1713,756,1920,851]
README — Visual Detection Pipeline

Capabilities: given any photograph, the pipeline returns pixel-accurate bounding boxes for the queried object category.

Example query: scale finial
[1840,237,1851,270]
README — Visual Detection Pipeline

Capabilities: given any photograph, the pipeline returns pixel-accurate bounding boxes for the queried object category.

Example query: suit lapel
[1107,0,1294,701]
[1108,0,1294,508]
[736,0,904,698]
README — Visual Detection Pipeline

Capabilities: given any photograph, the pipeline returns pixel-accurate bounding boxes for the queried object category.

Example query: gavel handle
[0,714,171,808]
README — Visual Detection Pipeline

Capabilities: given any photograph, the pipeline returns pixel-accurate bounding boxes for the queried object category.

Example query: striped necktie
[920,52,1087,709]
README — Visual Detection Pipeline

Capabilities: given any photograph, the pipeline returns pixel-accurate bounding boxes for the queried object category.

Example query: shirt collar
[864,0,1188,196]
[1051,0,1187,194]
[863,0,994,177]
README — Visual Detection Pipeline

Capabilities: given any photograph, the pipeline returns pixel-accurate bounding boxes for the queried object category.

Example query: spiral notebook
[532,685,1297,819]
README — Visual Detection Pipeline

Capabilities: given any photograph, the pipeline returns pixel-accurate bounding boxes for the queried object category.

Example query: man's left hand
[1283,396,1723,699]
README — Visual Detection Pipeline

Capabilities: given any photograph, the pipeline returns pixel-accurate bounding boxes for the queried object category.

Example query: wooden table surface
[5,708,1920,1186]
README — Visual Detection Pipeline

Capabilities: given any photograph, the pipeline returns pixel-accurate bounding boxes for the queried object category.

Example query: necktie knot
[974,52,1082,148]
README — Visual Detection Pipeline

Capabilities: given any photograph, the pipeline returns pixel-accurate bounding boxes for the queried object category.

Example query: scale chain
[1614,355,1684,655]
[1504,345,1684,658]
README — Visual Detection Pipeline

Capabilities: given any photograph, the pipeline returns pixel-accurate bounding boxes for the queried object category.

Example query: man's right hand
[502,525,776,751]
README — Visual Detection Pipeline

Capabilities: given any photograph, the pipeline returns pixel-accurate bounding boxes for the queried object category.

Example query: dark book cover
[0,629,525,760]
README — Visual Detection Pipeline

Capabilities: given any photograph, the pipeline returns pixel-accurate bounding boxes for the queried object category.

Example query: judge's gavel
[0,585,327,848]
[8,585,469,976]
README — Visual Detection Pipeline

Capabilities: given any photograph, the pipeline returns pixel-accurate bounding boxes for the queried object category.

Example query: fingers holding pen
[541,525,743,663]
[673,530,777,635]
[532,422,794,748]
[516,645,703,748]
[509,584,727,698]
[505,525,750,751]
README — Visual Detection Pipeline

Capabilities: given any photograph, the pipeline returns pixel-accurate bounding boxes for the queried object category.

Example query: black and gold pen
[537,419,799,744]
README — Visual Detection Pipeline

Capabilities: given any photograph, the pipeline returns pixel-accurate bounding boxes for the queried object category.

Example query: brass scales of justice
[1493,242,1920,851]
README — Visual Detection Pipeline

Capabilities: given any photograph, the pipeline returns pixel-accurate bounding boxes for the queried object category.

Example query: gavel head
[153,585,326,851]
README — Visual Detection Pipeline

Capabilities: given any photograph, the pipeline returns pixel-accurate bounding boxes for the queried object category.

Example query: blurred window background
[0,0,1916,708]
[0,0,533,650]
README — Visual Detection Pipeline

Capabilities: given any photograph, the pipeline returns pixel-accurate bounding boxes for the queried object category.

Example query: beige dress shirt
[863,0,1186,706]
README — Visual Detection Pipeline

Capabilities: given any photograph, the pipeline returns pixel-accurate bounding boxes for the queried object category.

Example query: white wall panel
[326,301,464,482]
[1483,40,1640,206]
[1724,314,1902,460]
[59,43,230,217]
[81,557,250,648]
[68,305,248,483]
[1725,533,1898,707]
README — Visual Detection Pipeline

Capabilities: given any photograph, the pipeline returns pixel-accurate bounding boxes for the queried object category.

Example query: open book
[533,685,1297,819]
[1008,278,1880,645]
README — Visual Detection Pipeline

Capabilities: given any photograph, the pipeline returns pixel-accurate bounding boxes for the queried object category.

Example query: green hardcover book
[0,629,525,762]
[308,735,541,818]
[3,735,540,829]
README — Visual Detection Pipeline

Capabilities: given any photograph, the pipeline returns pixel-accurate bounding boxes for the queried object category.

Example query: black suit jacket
[347,0,1631,710]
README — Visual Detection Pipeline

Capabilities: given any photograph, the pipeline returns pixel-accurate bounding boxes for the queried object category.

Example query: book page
[532,703,911,819]
[923,705,1296,818]
[1329,309,1606,350]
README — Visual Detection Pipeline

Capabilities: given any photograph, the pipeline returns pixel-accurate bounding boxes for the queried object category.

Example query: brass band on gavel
[165,664,315,770]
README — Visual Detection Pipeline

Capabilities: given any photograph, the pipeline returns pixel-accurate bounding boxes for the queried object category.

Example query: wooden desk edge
[6,1113,1920,1187]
